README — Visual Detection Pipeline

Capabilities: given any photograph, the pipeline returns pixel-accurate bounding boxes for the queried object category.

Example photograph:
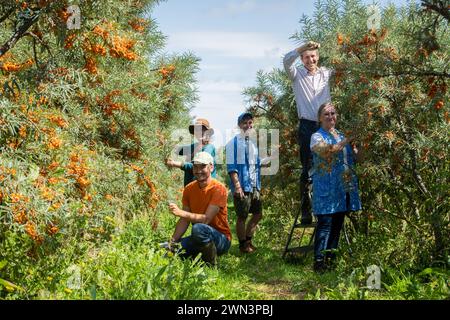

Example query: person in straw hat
[166,118,216,186]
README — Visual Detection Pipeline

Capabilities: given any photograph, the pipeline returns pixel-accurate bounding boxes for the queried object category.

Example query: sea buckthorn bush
[244,0,449,271]
[0,0,199,298]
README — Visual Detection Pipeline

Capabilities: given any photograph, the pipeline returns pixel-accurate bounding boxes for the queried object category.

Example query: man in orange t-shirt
[169,152,231,265]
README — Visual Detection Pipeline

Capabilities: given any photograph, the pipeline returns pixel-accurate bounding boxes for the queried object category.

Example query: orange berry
[434,100,444,110]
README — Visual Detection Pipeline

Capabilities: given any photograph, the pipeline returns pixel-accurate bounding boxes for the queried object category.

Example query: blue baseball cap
[237,112,253,125]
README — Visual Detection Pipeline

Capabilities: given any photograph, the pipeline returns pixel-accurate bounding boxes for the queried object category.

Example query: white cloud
[189,79,249,146]
[195,80,246,113]
[168,31,289,59]
[209,0,297,16]
[160,29,293,147]
[210,0,257,15]
[199,80,243,93]
[201,64,230,71]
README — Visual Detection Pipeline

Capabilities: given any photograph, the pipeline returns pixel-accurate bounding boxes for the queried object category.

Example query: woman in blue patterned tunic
[310,102,362,272]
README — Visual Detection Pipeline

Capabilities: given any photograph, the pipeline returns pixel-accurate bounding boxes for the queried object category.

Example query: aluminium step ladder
[283,181,316,260]
[282,206,316,260]
[283,201,354,260]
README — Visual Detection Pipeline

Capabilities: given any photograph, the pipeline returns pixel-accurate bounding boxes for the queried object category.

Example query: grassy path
[210,238,360,300]
[217,246,310,299]
[209,226,323,300]
[204,202,322,299]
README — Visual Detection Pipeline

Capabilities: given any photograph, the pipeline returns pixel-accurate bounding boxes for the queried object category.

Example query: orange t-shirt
[182,179,232,241]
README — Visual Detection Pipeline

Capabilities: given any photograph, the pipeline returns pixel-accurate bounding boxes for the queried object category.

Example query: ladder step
[293,222,317,228]
[285,245,314,254]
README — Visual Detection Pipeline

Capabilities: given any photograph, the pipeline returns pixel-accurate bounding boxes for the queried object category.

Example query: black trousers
[297,119,319,183]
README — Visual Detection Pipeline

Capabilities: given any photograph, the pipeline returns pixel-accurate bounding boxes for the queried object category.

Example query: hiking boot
[313,260,327,274]
[325,255,337,270]
[239,241,255,254]
[247,240,257,251]
[200,241,217,266]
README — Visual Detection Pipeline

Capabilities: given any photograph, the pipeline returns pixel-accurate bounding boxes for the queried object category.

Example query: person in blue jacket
[226,112,263,254]
[166,118,216,186]
[310,102,362,272]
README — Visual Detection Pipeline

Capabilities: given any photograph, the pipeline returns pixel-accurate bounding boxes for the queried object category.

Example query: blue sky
[151,0,409,146]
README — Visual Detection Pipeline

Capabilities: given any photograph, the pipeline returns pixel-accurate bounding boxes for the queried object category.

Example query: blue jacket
[312,128,362,215]
[226,135,261,193]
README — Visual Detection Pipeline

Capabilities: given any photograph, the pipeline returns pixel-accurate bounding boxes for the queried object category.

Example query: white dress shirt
[283,49,333,121]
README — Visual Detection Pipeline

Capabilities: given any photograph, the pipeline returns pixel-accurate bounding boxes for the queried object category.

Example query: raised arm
[312,138,350,158]
[165,158,184,169]
[310,131,352,159]
[283,41,321,80]
[283,49,300,80]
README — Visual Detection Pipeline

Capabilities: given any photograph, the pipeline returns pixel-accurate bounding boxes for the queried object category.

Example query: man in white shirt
[283,41,333,225]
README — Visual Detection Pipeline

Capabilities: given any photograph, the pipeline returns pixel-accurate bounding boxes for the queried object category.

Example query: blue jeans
[314,212,345,261]
[180,223,231,257]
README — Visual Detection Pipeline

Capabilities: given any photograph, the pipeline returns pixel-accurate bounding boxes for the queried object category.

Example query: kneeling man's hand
[169,203,181,217]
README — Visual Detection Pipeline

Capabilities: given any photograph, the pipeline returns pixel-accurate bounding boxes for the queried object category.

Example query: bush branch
[0,10,40,58]
[421,0,450,21]
[0,6,15,24]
